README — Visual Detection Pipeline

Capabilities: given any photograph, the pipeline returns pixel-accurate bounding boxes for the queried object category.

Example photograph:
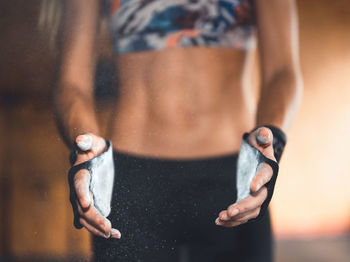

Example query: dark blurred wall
[0,0,112,260]
[0,0,350,260]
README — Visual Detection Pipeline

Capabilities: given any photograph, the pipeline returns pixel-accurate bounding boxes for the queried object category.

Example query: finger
[218,210,230,221]
[250,163,273,192]
[227,187,268,218]
[76,134,93,151]
[256,127,273,148]
[74,169,91,209]
[215,217,248,227]
[247,127,275,160]
[219,205,261,222]
[79,217,110,238]
[226,207,261,222]
[76,200,112,236]
[111,228,122,239]
[218,188,265,221]
[219,208,253,222]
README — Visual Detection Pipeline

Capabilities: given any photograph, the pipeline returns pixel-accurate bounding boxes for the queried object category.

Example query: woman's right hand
[72,133,121,239]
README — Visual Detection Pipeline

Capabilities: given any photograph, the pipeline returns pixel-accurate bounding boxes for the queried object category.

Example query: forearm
[53,83,100,148]
[256,69,303,132]
[52,0,101,148]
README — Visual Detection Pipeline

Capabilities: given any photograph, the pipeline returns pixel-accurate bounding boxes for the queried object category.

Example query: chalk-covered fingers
[216,186,268,227]
[75,133,107,160]
[73,168,121,239]
[73,169,121,239]
[74,169,91,209]
[79,217,110,238]
[216,207,261,227]
[76,199,121,239]
[247,127,276,161]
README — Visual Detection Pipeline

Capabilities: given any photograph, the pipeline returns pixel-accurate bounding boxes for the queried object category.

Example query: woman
[54,0,303,261]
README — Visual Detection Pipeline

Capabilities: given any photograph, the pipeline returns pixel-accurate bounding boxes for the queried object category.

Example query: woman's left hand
[215,127,276,227]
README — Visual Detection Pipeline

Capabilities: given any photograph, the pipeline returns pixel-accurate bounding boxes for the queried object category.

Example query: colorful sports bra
[108,0,256,54]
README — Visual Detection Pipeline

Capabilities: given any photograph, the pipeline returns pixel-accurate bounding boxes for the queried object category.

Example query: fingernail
[77,135,93,151]
[111,228,121,239]
[215,218,221,225]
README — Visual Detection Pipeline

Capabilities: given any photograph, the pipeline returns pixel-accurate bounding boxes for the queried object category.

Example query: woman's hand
[215,127,276,227]
[71,133,121,238]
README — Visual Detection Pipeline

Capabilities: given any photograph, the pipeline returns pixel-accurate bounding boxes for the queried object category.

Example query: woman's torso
[106,0,258,158]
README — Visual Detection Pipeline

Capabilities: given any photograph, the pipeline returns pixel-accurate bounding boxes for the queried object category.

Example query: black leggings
[92,151,273,262]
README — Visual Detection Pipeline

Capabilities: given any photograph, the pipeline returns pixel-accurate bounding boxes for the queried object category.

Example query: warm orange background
[271,0,350,237]
[0,0,349,260]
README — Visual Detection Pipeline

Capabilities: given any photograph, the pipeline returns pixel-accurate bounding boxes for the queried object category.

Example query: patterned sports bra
[108,0,256,54]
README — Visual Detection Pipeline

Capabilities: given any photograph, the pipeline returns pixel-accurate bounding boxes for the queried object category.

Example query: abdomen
[109,47,257,158]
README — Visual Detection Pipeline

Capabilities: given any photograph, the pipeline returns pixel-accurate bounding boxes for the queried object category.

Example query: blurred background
[0,0,349,261]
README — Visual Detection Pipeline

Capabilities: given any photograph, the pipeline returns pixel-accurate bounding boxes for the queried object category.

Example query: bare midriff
[107,47,257,159]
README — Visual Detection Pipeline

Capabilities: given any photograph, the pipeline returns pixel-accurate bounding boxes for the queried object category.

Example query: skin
[53,0,303,238]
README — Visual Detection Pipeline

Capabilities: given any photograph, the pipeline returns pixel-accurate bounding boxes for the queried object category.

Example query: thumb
[76,134,93,151]
[255,127,273,148]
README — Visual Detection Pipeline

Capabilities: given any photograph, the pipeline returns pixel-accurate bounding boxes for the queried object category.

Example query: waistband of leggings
[112,149,239,165]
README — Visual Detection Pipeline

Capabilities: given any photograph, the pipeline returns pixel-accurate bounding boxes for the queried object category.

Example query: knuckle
[104,219,111,228]
[265,168,273,180]
[99,222,108,232]
[96,217,105,227]
[74,175,90,190]
[80,198,89,208]
[74,179,82,190]
[227,209,234,217]
[262,175,269,185]
[239,205,247,213]
[104,221,112,232]
[259,165,271,179]
[228,206,239,217]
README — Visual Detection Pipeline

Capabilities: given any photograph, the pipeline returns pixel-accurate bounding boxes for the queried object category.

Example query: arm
[53,0,120,239]
[216,0,303,227]
[255,0,303,131]
[53,0,101,147]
